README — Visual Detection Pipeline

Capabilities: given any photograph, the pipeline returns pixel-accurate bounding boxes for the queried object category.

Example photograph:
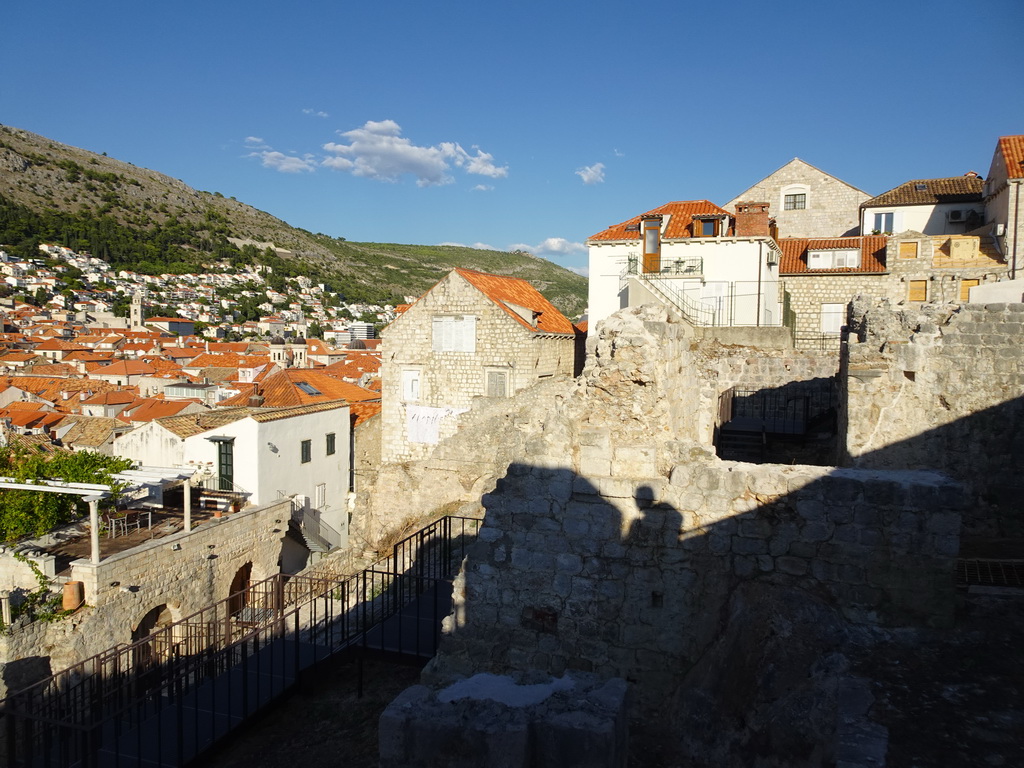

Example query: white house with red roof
[587,200,783,329]
[859,174,985,237]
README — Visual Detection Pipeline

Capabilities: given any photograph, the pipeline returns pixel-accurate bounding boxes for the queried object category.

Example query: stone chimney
[734,202,771,237]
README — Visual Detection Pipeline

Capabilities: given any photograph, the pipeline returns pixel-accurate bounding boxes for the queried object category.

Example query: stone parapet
[380,673,628,768]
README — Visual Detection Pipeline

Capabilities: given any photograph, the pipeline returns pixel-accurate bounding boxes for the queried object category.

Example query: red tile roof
[587,200,732,242]
[350,401,382,427]
[121,399,201,423]
[186,353,271,369]
[862,176,983,207]
[778,236,888,274]
[89,360,159,377]
[321,352,382,381]
[998,135,1024,180]
[216,369,380,408]
[454,268,574,335]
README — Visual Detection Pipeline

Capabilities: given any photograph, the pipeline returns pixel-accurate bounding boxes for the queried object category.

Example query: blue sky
[3,0,1023,274]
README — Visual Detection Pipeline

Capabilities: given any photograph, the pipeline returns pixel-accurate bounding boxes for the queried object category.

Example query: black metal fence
[2,516,480,768]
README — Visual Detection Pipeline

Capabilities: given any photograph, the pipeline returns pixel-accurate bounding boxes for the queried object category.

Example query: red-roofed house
[984,134,1024,280]
[380,268,578,462]
[587,200,783,328]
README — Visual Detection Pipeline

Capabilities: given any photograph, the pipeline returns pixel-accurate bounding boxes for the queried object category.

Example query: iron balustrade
[2,515,480,768]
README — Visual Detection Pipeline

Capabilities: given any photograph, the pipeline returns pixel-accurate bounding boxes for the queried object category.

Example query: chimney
[734,202,771,237]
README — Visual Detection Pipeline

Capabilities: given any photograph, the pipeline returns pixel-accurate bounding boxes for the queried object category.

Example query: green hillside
[0,124,587,315]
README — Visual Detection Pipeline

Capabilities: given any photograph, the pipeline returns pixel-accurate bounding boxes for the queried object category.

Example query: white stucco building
[859,175,985,236]
[587,200,782,329]
[112,402,351,544]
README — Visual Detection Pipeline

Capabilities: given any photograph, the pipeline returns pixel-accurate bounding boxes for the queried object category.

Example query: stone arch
[131,603,177,670]
[228,561,253,617]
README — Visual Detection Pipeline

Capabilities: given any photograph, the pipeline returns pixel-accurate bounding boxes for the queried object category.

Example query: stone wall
[885,233,1008,305]
[0,498,291,698]
[384,303,983,764]
[723,159,869,239]
[359,308,839,552]
[379,271,575,463]
[424,462,961,713]
[844,298,1024,537]
[783,273,892,342]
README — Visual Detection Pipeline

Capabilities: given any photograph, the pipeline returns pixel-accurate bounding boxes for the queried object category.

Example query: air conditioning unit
[948,210,963,222]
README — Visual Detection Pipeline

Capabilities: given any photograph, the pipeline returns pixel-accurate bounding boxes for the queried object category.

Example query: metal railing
[195,475,250,496]
[2,515,480,768]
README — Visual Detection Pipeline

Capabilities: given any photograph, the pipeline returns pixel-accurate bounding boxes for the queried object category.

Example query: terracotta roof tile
[57,415,126,448]
[587,200,732,242]
[863,176,983,207]
[778,236,888,274]
[216,369,380,408]
[454,269,574,335]
[122,399,202,423]
[997,135,1024,180]
[350,402,381,427]
[157,407,255,438]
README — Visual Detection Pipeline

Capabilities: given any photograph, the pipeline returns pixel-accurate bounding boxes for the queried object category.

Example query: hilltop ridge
[0,124,586,315]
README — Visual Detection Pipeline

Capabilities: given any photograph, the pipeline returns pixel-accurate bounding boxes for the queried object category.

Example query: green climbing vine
[0,447,132,543]
[1,551,72,629]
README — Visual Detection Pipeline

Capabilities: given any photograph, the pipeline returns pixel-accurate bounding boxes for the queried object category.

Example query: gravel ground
[192,654,423,768]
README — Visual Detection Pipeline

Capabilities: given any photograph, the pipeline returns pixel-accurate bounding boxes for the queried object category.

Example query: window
[296,381,322,396]
[642,217,661,273]
[401,369,420,401]
[807,249,861,269]
[315,483,326,508]
[326,432,336,455]
[432,315,476,353]
[784,193,806,210]
[820,303,846,334]
[959,279,979,302]
[873,212,894,233]
[300,439,311,464]
[908,280,927,302]
[694,217,719,237]
[485,370,508,397]
[898,241,919,260]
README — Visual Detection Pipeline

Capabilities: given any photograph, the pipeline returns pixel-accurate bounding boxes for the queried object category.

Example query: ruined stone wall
[420,307,961,718]
[0,498,290,698]
[425,462,961,715]
[844,299,1024,536]
[782,273,893,342]
[379,273,575,464]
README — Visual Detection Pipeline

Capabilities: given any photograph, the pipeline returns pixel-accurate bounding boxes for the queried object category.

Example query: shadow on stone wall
[846,393,1024,540]
[415,387,1022,766]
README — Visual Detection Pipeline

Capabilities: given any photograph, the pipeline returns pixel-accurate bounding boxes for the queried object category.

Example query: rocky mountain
[0,124,587,315]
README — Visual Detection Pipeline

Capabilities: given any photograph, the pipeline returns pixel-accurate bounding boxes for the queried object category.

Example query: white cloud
[613,149,625,157]
[322,120,507,187]
[472,184,494,192]
[303,108,329,118]
[509,237,586,258]
[575,162,605,185]
[437,241,497,251]
[250,150,316,173]
[245,136,265,145]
